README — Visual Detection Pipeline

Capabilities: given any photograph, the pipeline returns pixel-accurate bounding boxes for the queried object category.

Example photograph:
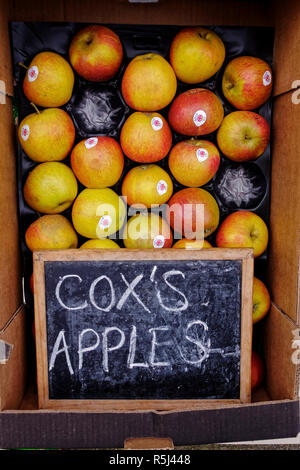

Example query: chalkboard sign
[33,249,253,411]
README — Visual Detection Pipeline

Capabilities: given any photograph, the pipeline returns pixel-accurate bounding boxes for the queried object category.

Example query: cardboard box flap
[263,303,300,401]
[273,0,300,96]
[0,305,27,411]
[0,399,299,448]
[268,91,300,324]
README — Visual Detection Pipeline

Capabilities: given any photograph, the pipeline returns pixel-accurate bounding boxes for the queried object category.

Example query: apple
[121,164,173,208]
[251,351,264,392]
[217,111,270,162]
[168,88,224,136]
[170,27,225,84]
[253,277,271,324]
[215,210,268,258]
[80,238,120,249]
[172,239,212,249]
[25,214,78,251]
[120,111,172,163]
[168,139,220,187]
[69,25,123,82]
[72,188,126,239]
[167,188,220,239]
[18,107,75,162]
[23,162,78,214]
[70,136,124,189]
[22,51,74,108]
[30,273,34,294]
[123,213,173,249]
[121,53,177,111]
[222,56,273,110]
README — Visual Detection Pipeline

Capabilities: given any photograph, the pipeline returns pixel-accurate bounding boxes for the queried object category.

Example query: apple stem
[30,102,40,114]
[18,62,28,70]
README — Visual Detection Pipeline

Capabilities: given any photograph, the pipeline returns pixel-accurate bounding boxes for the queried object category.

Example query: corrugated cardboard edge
[0,399,298,448]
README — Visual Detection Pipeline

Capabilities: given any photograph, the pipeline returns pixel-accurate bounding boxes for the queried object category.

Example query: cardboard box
[0,0,299,448]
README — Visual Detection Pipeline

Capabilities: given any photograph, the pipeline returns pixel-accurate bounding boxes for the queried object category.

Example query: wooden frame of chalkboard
[33,248,253,411]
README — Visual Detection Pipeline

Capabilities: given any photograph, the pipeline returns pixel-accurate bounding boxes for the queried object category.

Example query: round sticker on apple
[263,70,272,87]
[153,235,165,248]
[151,117,163,131]
[193,110,207,127]
[21,124,30,141]
[196,148,209,162]
[85,137,98,149]
[27,66,39,83]
[156,179,168,195]
[98,215,112,231]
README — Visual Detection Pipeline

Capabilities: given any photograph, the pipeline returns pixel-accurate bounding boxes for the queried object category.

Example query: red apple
[167,188,220,239]
[168,139,220,187]
[25,214,78,251]
[253,277,271,324]
[121,53,177,111]
[168,88,224,136]
[69,25,123,82]
[217,111,270,162]
[251,351,264,392]
[30,273,34,294]
[70,136,124,188]
[170,27,225,84]
[23,162,78,214]
[120,111,172,163]
[222,56,273,110]
[215,211,268,258]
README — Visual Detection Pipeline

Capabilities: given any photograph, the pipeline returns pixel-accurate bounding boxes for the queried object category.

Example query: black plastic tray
[10,22,274,358]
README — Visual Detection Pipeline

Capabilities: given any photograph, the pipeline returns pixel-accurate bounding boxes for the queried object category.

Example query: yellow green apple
[123,213,173,249]
[80,238,120,249]
[170,27,225,84]
[121,164,173,208]
[25,214,78,251]
[72,188,126,239]
[120,111,172,163]
[121,53,177,111]
[18,107,75,162]
[24,162,78,214]
[168,139,220,187]
[215,210,268,258]
[22,51,74,107]
[70,136,124,188]
[69,25,123,82]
